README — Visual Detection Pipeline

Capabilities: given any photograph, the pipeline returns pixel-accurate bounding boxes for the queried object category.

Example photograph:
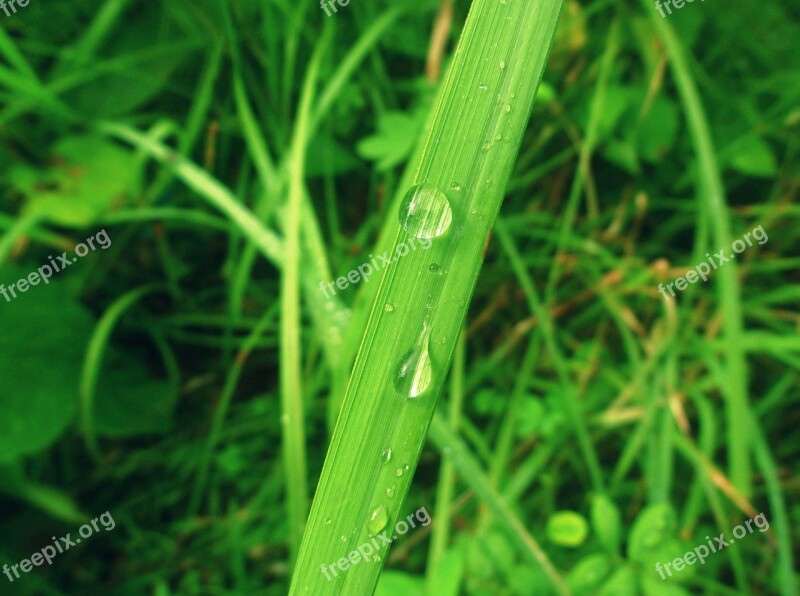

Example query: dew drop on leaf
[367,506,389,534]
[393,323,433,399]
[399,184,453,239]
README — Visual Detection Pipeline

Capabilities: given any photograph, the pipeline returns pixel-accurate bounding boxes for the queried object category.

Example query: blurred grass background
[0,0,798,594]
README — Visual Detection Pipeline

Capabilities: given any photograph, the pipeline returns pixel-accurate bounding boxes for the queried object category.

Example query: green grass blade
[289,0,564,591]
[280,28,331,563]
[642,0,753,495]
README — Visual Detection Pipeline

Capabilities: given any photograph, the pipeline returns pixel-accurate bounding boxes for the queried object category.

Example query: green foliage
[0,0,797,593]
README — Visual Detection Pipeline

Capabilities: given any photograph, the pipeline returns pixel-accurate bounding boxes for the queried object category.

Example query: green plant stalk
[189,307,277,515]
[643,0,752,495]
[428,414,568,595]
[79,284,168,459]
[280,30,331,562]
[426,329,465,583]
[494,218,605,492]
[289,0,564,591]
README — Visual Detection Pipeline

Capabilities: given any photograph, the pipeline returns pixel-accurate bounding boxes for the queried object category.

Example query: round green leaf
[546,511,589,547]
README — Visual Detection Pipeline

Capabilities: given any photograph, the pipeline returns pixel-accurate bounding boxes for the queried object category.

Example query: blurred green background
[0,0,798,594]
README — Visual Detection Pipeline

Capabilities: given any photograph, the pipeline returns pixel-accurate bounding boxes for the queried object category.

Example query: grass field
[0,0,798,594]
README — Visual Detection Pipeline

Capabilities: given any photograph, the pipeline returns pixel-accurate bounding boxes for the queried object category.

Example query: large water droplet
[394,322,433,399]
[367,506,389,534]
[399,184,453,239]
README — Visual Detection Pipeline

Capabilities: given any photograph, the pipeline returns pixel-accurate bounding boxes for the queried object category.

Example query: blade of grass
[79,284,168,459]
[428,413,568,595]
[290,0,565,591]
[494,217,605,492]
[280,26,332,563]
[426,329,466,584]
[642,0,752,496]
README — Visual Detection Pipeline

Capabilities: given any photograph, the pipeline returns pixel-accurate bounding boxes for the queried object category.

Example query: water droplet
[386,486,396,498]
[399,184,453,239]
[341,535,347,542]
[394,322,433,399]
[450,182,463,192]
[495,134,503,141]
[499,60,506,69]
[381,447,392,463]
[367,506,389,534]
[403,464,410,471]
[323,518,332,525]
[384,303,395,312]
[395,468,404,477]
[478,82,488,90]
[372,554,381,562]
[503,104,512,113]
[429,263,440,273]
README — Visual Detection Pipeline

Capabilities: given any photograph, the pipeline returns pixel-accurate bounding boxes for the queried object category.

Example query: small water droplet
[384,303,395,312]
[399,184,453,239]
[403,464,410,471]
[478,82,488,90]
[381,447,392,463]
[386,486,396,498]
[495,134,503,141]
[499,60,506,69]
[395,467,404,477]
[394,322,433,399]
[367,506,389,534]
[429,263,440,273]
[482,141,492,151]
[450,182,463,191]
[372,554,381,562]
[503,104,512,113]
[323,518,332,525]
[341,535,348,542]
